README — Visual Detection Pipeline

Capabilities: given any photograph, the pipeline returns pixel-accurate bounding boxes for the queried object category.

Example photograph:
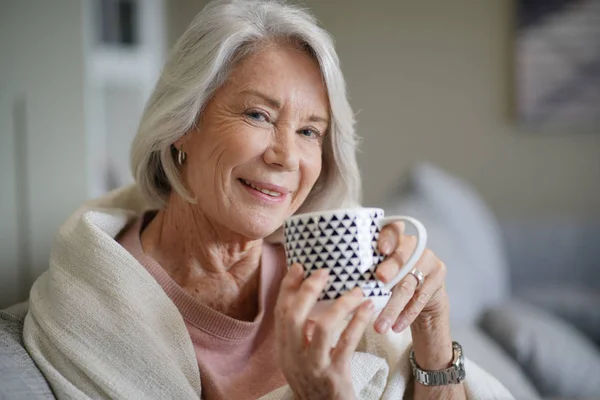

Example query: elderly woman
[23,1,513,399]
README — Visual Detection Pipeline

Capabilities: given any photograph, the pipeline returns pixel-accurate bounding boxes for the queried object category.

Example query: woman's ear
[172,135,186,151]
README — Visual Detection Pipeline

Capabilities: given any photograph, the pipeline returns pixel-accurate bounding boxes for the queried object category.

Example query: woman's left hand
[373,221,449,335]
[374,222,466,397]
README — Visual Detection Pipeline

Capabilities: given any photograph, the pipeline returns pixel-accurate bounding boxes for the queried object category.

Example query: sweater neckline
[120,213,278,341]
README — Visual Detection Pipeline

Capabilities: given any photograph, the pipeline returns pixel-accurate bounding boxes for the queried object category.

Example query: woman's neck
[140,196,263,321]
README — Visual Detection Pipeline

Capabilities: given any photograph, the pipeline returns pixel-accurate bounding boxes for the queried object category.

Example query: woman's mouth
[239,178,284,198]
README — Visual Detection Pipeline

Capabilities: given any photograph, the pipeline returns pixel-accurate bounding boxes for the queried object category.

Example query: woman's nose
[263,127,300,171]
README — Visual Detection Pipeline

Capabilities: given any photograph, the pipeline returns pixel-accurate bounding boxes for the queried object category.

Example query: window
[98,0,139,46]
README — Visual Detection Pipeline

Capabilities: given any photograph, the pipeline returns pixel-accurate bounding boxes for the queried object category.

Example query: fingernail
[305,320,316,336]
[290,263,301,275]
[377,269,390,283]
[398,221,406,233]
[376,318,391,333]
[381,239,393,255]
[304,320,316,344]
[393,319,407,332]
[365,300,375,311]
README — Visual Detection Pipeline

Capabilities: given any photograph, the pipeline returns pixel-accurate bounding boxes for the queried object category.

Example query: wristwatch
[409,341,466,386]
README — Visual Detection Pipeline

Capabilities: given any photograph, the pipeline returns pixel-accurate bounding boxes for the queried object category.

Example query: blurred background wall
[0,1,89,308]
[170,0,600,218]
[1,0,599,308]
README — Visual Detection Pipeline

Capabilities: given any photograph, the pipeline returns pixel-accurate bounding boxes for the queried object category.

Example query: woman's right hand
[274,263,376,400]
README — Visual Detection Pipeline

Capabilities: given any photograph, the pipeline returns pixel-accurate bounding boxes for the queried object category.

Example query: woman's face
[179,43,329,239]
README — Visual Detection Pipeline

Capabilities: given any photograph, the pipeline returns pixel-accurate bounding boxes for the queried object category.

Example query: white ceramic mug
[283,207,428,312]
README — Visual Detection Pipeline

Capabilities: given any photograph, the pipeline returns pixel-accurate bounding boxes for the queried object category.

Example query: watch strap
[409,341,466,386]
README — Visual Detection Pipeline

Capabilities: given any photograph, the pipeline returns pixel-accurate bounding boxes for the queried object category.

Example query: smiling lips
[239,178,289,198]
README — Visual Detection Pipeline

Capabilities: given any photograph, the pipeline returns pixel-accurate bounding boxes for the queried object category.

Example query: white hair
[130,0,361,215]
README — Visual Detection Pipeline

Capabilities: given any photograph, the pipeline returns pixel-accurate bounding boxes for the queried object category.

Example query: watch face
[454,346,466,382]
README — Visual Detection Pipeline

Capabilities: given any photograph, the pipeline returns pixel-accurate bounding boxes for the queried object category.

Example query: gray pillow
[517,285,600,346]
[0,302,56,399]
[381,162,510,324]
[480,300,600,398]
[452,325,541,400]
[383,192,476,324]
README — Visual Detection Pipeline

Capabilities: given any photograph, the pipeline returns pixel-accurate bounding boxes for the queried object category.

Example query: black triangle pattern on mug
[284,210,390,300]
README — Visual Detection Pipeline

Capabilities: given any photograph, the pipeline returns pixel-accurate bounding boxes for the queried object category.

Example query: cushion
[500,217,600,292]
[451,324,541,400]
[0,302,55,399]
[517,285,600,347]
[480,300,600,398]
[381,162,510,324]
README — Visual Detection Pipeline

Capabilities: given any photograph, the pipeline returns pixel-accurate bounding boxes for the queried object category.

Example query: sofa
[1,163,599,399]
[0,302,54,399]
[380,162,600,400]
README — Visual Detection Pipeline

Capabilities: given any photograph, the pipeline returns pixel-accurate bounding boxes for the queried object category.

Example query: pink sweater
[118,215,288,400]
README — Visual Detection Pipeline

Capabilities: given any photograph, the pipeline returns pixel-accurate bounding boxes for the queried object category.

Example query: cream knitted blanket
[23,185,514,399]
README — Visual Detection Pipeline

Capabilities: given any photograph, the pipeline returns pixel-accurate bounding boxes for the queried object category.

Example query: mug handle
[376,216,428,292]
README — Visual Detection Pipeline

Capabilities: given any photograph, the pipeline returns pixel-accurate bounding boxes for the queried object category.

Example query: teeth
[241,179,282,197]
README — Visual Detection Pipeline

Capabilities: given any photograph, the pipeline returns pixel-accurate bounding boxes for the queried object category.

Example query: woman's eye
[245,111,268,123]
[298,128,322,139]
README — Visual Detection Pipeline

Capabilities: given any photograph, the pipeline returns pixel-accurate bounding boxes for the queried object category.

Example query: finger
[274,264,305,352]
[283,269,330,352]
[374,248,436,333]
[377,222,405,255]
[392,261,446,333]
[331,299,376,367]
[308,287,364,368]
[291,269,331,322]
[374,274,417,334]
[375,235,417,283]
[275,264,304,326]
[276,263,305,303]
[275,263,304,331]
[275,265,326,353]
[303,319,316,345]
